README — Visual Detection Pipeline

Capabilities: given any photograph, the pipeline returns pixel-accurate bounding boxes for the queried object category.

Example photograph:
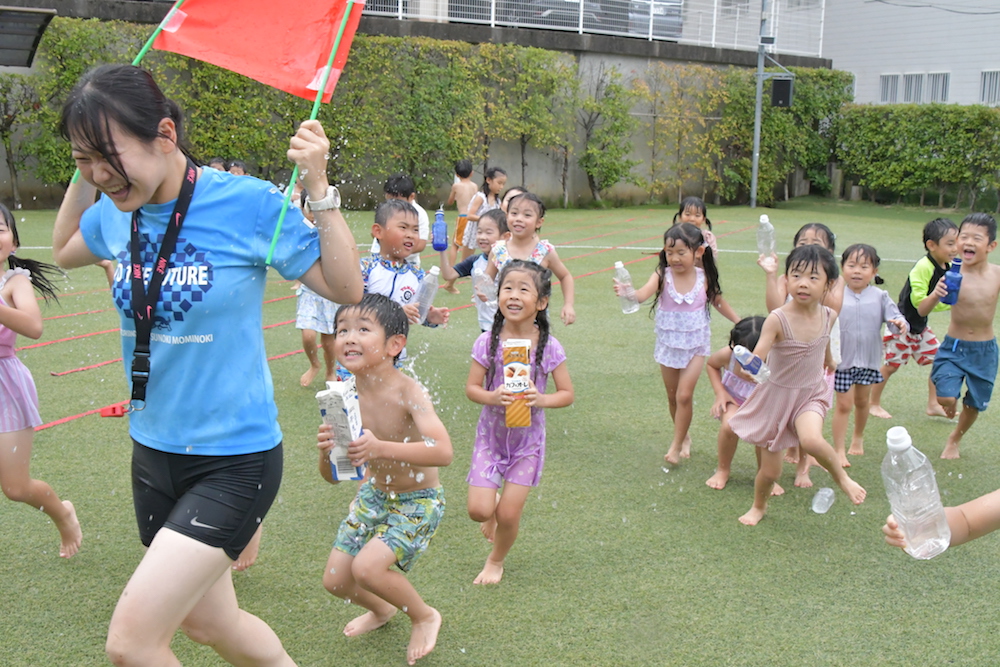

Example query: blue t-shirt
[80,169,320,455]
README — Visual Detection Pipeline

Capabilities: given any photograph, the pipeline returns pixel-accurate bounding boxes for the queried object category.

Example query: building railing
[365,0,825,57]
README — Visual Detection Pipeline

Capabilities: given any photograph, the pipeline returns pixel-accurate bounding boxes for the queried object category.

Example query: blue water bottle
[432,207,448,251]
[940,258,963,306]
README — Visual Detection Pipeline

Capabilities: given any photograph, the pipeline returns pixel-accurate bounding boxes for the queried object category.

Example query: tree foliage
[577,65,640,202]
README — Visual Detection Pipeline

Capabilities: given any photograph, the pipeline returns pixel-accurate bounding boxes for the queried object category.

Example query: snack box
[316,376,365,481]
[503,339,532,428]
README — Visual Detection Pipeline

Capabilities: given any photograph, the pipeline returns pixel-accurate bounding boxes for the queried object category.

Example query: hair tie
[701,241,709,249]
[874,274,885,285]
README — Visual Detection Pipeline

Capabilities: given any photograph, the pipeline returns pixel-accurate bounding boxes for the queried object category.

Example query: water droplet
[401,605,408,612]
[424,437,436,447]
[415,472,425,483]
[330,568,336,574]
[622,517,627,524]
[551,501,557,509]
[661,467,670,474]
[958,474,963,479]
[460,648,466,654]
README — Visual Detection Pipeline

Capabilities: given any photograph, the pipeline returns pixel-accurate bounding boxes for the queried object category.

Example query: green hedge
[8,16,987,209]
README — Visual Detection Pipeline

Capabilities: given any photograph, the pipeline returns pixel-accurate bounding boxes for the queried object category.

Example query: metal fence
[365,0,825,57]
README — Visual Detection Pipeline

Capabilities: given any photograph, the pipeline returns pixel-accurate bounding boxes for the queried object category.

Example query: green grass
[4,197,1000,666]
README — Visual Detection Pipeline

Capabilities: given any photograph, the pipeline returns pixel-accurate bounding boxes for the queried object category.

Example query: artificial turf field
[3,197,1000,666]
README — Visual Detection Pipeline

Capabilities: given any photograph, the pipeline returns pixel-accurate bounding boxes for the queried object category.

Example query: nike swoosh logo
[189,516,220,530]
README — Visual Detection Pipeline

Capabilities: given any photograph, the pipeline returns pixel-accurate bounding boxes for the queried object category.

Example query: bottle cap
[886,426,912,451]
[429,266,440,275]
[953,258,962,267]
[759,214,769,224]
[614,261,624,269]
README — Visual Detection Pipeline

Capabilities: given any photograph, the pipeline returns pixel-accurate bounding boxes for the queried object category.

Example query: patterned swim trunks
[333,481,445,572]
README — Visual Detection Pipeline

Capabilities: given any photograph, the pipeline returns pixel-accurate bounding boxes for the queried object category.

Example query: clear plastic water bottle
[416,266,440,324]
[881,426,951,560]
[756,214,776,257]
[733,345,771,384]
[432,207,448,251]
[940,258,963,306]
[614,261,640,314]
[811,487,835,514]
[829,318,842,365]
[472,269,497,306]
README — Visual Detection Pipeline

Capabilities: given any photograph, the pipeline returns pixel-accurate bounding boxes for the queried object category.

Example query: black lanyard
[128,158,197,411]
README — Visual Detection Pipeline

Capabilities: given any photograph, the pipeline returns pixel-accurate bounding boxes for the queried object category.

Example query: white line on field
[554,245,918,263]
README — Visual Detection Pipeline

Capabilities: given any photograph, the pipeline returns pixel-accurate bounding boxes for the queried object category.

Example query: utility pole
[749,0,794,209]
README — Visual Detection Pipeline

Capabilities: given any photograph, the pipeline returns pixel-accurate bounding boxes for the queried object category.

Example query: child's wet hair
[961,212,997,243]
[841,243,884,284]
[508,192,546,220]
[479,208,508,235]
[334,294,408,361]
[652,223,722,317]
[729,316,766,351]
[485,260,552,388]
[672,196,712,230]
[923,217,958,246]
[0,202,62,301]
[384,173,415,199]
[785,244,839,283]
[455,159,473,179]
[374,199,417,227]
[481,167,507,197]
[60,64,189,182]
[792,223,836,252]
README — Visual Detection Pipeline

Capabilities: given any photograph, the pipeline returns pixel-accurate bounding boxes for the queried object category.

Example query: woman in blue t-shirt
[52,64,362,666]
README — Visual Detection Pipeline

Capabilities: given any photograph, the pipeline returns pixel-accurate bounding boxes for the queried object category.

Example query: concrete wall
[822,0,1000,105]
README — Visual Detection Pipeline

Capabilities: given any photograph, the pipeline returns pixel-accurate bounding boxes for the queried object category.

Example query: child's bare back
[450,179,478,219]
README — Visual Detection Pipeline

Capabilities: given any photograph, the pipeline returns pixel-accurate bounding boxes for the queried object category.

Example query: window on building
[927,73,949,103]
[879,75,899,104]
[902,74,923,103]
[981,71,1000,106]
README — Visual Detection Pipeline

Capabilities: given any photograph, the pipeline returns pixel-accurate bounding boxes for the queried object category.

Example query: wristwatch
[307,185,341,211]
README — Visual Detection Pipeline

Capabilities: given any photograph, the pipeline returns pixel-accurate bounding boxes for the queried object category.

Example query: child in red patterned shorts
[869,218,958,419]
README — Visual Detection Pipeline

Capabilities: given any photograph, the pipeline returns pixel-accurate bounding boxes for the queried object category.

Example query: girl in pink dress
[0,203,81,557]
[615,223,739,465]
[465,261,573,585]
[726,245,867,526]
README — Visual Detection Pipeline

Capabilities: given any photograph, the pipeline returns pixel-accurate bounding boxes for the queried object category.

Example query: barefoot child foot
[664,447,681,466]
[473,559,504,585]
[57,500,82,558]
[771,482,785,496]
[344,609,397,637]
[739,507,766,526]
[869,404,892,419]
[706,469,729,490]
[836,475,867,505]
[848,439,865,456]
[233,524,262,571]
[300,364,320,387]
[407,607,442,665]
[680,434,692,459]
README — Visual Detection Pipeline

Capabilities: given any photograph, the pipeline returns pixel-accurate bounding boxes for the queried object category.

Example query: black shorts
[131,440,283,560]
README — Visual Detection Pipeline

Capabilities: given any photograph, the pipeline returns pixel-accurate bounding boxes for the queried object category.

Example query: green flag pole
[70,0,189,184]
[265,1,355,266]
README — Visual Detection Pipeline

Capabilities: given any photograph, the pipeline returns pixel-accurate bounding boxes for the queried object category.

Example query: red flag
[152,0,365,103]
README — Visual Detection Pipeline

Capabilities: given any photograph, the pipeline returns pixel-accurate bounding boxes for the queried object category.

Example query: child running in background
[442,160,480,294]
[832,244,907,466]
[705,316,778,492]
[500,186,526,213]
[615,223,740,465]
[672,196,717,258]
[438,209,508,332]
[870,218,958,419]
[727,245,867,526]
[465,261,573,585]
[931,213,1000,459]
[0,203,81,557]
[296,187,340,387]
[459,167,507,263]
[486,192,576,325]
[318,294,452,666]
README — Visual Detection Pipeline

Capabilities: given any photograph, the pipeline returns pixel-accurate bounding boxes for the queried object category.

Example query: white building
[822,0,1000,105]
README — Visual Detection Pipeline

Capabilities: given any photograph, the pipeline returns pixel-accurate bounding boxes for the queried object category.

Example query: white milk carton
[316,376,365,481]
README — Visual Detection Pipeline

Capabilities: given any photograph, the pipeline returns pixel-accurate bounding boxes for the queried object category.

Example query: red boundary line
[50,358,122,376]
[17,328,119,352]
[44,309,110,321]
